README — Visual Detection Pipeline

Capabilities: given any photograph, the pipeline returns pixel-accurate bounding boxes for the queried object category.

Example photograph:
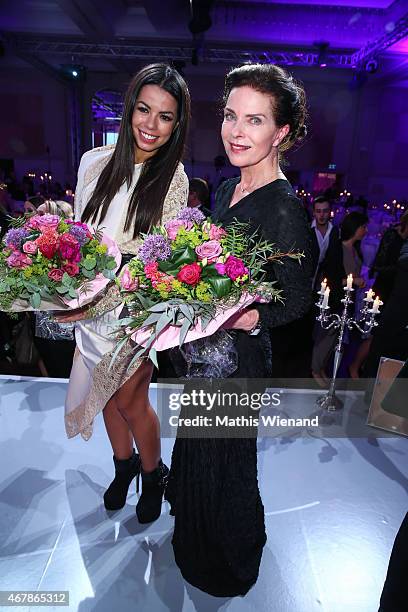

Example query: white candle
[372,296,383,314]
[365,288,374,302]
[322,287,330,309]
[346,274,353,290]
[320,278,327,293]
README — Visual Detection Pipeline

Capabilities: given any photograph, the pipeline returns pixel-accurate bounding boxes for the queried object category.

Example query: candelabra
[316,278,382,411]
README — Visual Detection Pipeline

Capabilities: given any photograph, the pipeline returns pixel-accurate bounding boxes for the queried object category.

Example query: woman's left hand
[223,308,260,332]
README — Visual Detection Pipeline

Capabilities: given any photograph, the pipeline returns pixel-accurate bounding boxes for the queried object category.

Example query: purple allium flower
[177,207,206,224]
[138,234,171,264]
[68,225,89,246]
[4,228,30,250]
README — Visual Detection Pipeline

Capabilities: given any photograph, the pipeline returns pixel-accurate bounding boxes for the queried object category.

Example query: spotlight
[365,59,379,74]
[60,64,86,81]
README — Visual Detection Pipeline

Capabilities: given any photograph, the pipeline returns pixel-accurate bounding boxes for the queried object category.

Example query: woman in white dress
[58,64,190,523]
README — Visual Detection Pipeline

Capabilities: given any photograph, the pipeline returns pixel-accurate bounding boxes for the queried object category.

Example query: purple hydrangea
[68,225,89,246]
[4,227,30,250]
[177,207,206,224]
[138,234,171,264]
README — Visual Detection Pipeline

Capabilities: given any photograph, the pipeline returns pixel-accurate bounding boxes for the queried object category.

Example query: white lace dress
[64,145,188,440]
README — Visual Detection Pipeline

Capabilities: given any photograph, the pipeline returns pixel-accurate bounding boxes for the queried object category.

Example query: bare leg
[349,337,372,379]
[113,360,160,472]
[103,397,134,460]
[38,358,48,378]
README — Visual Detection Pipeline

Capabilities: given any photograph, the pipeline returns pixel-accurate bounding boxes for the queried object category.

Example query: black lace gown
[164,178,314,597]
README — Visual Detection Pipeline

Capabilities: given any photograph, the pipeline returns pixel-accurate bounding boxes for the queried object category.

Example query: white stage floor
[0,375,407,612]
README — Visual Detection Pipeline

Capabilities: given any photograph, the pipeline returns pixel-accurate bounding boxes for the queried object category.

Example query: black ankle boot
[104,449,141,511]
[136,460,169,524]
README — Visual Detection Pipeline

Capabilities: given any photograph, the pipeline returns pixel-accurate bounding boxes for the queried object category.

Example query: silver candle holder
[315,281,382,411]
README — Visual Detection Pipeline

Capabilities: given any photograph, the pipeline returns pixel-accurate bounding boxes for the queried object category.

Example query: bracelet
[247,321,261,336]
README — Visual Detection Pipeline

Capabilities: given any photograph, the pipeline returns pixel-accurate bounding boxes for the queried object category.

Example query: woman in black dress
[165,63,314,597]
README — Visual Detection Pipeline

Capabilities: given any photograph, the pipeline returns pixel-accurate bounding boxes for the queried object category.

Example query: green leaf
[68,287,77,299]
[29,292,41,309]
[102,269,115,280]
[109,335,129,369]
[141,312,162,328]
[56,286,69,294]
[200,313,213,330]
[135,291,157,310]
[179,304,194,324]
[23,281,38,293]
[148,302,170,313]
[201,264,221,279]
[208,276,232,298]
[155,311,172,336]
[82,268,96,280]
[62,272,73,286]
[83,257,97,271]
[105,258,117,270]
[158,246,196,271]
[148,347,159,369]
[178,317,192,347]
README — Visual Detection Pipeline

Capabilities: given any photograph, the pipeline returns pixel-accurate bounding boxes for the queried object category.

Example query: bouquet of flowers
[0,213,121,311]
[114,207,303,369]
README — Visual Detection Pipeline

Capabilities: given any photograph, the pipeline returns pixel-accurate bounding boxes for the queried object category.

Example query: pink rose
[165,219,193,240]
[215,262,226,275]
[195,240,222,261]
[62,262,80,277]
[22,240,38,255]
[224,256,249,281]
[120,266,139,291]
[208,225,227,241]
[48,268,64,282]
[6,251,32,269]
[29,214,60,231]
[59,233,81,263]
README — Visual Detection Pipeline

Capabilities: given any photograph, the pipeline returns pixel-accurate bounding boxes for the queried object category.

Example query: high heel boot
[104,449,141,511]
[136,459,169,523]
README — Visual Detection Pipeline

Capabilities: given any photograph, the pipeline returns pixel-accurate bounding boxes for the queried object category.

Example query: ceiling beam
[351,10,408,66]
[4,34,68,85]
[3,34,356,68]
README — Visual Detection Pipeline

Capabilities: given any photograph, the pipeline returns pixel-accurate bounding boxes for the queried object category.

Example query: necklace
[239,176,277,194]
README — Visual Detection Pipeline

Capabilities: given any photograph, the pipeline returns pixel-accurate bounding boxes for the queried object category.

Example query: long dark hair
[82,64,190,238]
[222,63,307,153]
